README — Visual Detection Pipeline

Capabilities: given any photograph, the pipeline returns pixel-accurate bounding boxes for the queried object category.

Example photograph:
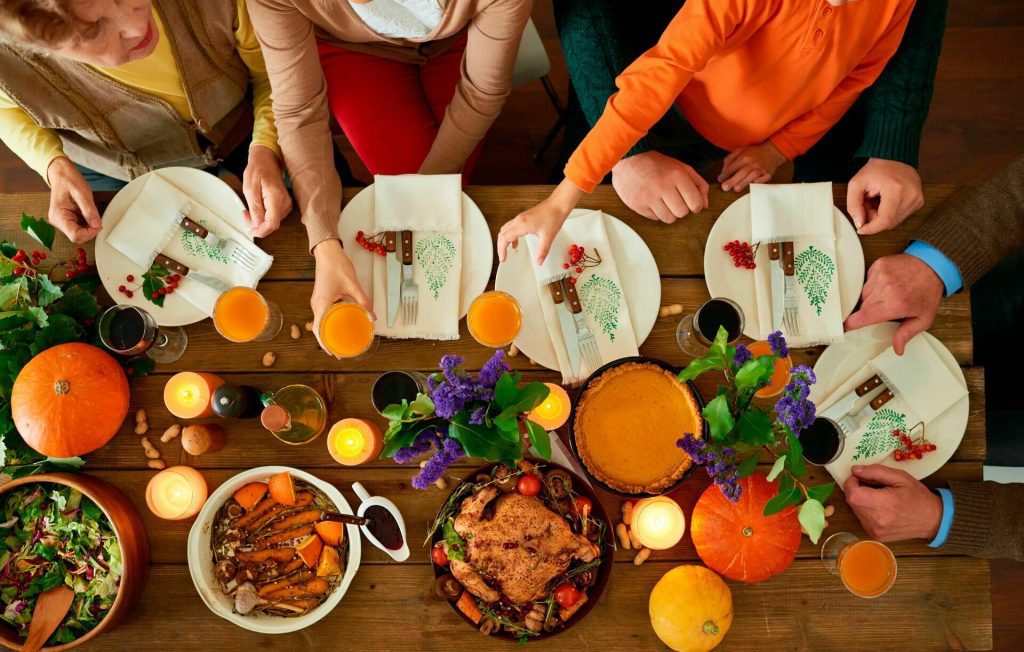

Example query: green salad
[0,484,122,645]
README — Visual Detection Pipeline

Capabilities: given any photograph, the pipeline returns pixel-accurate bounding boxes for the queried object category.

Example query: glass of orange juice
[821,532,898,598]
[467,291,522,348]
[747,340,793,399]
[212,286,283,343]
[319,301,376,359]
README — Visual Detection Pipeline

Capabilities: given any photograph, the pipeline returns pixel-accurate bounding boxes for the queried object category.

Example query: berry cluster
[12,246,87,279]
[561,243,602,285]
[724,240,756,269]
[116,271,181,300]
[355,230,388,257]
[891,427,936,461]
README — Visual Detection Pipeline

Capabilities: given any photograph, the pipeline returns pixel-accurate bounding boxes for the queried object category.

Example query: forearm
[943,480,1024,561]
[856,0,949,167]
[0,107,66,181]
[914,155,1024,288]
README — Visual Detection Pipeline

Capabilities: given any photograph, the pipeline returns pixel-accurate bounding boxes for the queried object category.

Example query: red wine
[371,372,422,413]
[365,505,404,550]
[696,299,742,343]
[801,419,843,465]
[108,307,147,352]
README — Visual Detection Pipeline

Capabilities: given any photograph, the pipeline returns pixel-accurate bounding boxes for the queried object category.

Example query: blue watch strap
[928,487,954,548]
[905,240,963,296]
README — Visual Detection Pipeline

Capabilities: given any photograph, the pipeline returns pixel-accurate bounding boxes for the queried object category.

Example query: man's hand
[718,141,787,192]
[497,178,583,264]
[844,464,943,543]
[847,158,924,235]
[242,145,292,238]
[46,156,102,243]
[310,239,374,355]
[611,151,709,223]
[844,254,944,355]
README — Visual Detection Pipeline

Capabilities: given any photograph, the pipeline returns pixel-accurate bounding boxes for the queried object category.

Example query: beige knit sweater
[915,154,1024,560]
[246,0,532,251]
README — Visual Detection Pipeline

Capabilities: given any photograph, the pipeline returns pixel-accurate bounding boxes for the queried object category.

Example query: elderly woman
[245,0,532,341]
[0,0,290,243]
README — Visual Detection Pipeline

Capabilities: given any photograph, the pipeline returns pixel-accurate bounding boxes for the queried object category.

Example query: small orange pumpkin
[690,473,801,584]
[11,342,130,457]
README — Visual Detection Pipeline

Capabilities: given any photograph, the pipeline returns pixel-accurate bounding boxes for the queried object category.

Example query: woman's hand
[242,145,292,238]
[718,141,788,192]
[612,151,709,223]
[310,239,374,352]
[46,156,102,243]
[497,179,584,264]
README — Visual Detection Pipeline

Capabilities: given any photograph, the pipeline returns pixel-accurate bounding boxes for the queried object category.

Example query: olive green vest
[0,0,252,181]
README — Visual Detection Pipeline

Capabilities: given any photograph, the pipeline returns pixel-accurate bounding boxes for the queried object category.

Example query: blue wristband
[928,488,954,548]
[905,241,963,296]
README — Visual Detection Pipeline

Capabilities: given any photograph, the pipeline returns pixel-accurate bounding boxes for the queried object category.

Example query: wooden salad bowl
[0,473,150,651]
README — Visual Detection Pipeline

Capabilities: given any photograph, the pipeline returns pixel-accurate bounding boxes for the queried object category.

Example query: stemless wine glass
[318,300,378,359]
[676,297,745,357]
[467,291,522,348]
[212,286,283,343]
[371,370,428,415]
[800,418,846,466]
[821,533,898,598]
[98,304,187,364]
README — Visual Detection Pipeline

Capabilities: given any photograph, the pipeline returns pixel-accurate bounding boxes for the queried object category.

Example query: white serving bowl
[187,466,361,634]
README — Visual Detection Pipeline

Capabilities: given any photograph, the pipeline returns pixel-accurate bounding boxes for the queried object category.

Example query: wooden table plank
[95,558,991,651]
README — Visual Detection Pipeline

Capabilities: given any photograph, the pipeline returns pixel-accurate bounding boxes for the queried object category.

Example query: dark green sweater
[554,0,948,167]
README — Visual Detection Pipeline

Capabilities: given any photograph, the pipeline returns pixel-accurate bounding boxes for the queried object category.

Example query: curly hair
[0,0,86,49]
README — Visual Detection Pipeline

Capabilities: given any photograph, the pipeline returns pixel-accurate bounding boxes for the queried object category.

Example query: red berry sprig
[724,240,756,269]
[11,246,87,279]
[117,268,181,305]
[891,426,936,462]
[561,243,603,285]
[355,230,388,257]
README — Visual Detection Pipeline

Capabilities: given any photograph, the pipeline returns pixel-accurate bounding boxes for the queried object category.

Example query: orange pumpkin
[649,565,732,652]
[11,343,130,457]
[690,473,801,584]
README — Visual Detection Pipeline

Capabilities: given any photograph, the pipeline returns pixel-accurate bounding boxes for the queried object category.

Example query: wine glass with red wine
[97,305,187,364]
[676,297,745,357]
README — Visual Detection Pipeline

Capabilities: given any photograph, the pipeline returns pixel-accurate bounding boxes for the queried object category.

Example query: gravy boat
[352,482,410,562]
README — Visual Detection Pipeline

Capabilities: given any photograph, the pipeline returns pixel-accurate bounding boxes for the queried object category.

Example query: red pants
[317,37,481,179]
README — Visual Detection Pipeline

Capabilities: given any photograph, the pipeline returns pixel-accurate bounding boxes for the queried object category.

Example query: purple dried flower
[677,434,742,501]
[469,407,487,425]
[768,331,789,358]
[392,429,437,464]
[412,437,465,489]
[733,344,753,367]
[775,365,818,436]
[479,349,509,388]
[440,354,464,371]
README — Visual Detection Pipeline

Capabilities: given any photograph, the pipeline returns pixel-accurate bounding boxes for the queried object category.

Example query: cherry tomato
[554,583,580,609]
[430,542,449,567]
[573,496,593,516]
[517,474,542,496]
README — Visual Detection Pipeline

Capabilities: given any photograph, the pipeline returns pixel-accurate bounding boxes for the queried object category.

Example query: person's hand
[844,464,943,543]
[844,254,944,355]
[718,141,787,192]
[611,151,709,223]
[242,145,292,238]
[497,178,583,264]
[847,158,924,235]
[46,156,102,243]
[310,239,374,352]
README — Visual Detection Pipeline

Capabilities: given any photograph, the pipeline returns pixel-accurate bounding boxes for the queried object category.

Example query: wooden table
[0,186,993,650]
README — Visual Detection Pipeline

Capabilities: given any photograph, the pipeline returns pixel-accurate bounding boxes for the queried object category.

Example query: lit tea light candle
[328,418,383,466]
[528,383,572,431]
[163,372,224,419]
[631,496,686,550]
[145,466,207,520]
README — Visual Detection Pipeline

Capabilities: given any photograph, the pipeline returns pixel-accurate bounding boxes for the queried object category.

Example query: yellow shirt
[0,0,278,181]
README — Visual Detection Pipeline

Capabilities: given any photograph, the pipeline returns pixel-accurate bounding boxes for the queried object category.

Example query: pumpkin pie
[573,362,703,495]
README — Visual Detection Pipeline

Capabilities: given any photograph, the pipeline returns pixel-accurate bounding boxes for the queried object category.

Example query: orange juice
[213,287,269,342]
[320,302,374,358]
[467,291,522,348]
[838,541,897,598]
[748,340,793,398]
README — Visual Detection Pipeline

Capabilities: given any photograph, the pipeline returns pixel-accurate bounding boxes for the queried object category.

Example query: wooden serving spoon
[23,586,75,652]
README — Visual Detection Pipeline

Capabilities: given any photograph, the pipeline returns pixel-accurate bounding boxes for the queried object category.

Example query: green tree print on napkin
[579,275,622,342]
[794,245,836,316]
[180,221,229,264]
[851,408,906,461]
[415,234,456,300]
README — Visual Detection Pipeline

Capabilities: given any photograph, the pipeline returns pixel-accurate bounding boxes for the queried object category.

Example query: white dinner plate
[704,193,865,340]
[339,184,492,319]
[811,323,969,485]
[494,209,661,375]
[95,167,248,327]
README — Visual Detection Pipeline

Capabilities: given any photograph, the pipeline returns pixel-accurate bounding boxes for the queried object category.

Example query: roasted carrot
[235,547,295,564]
[280,557,305,574]
[266,509,322,532]
[264,578,330,600]
[257,570,315,597]
[233,482,268,511]
[234,496,277,528]
[293,492,314,507]
[260,525,315,546]
[456,591,482,625]
[243,503,286,531]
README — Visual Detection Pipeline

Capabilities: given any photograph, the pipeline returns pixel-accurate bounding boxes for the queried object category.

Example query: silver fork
[782,241,800,336]
[563,280,601,371]
[179,214,260,271]
[399,230,418,325]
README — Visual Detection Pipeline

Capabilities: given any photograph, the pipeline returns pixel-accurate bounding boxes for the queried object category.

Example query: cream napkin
[106,173,272,315]
[750,182,844,347]
[370,174,462,340]
[527,210,639,384]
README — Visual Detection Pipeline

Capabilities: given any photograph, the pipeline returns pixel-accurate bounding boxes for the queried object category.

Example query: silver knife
[154,253,230,293]
[768,242,784,332]
[549,280,581,378]
[385,231,400,327]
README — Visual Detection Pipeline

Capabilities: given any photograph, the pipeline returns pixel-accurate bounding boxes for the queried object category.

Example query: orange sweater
[564,0,917,193]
